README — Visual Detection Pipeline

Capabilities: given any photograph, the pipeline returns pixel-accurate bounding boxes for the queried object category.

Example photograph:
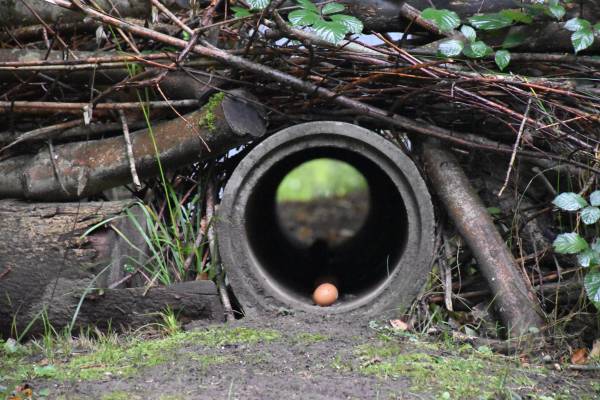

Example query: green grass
[276,158,368,202]
[353,340,572,399]
[0,326,280,391]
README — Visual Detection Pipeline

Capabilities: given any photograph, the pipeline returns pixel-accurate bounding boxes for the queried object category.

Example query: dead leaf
[389,319,408,331]
[571,348,588,365]
[591,340,600,359]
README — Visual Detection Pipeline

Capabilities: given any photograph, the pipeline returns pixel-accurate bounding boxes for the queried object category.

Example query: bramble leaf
[313,19,346,43]
[321,2,345,15]
[231,6,252,18]
[421,8,461,32]
[329,14,363,34]
[495,49,510,70]
[460,25,476,42]
[571,29,594,53]
[581,206,600,225]
[584,268,600,308]
[296,0,318,12]
[247,0,269,10]
[590,191,600,206]
[564,18,591,32]
[288,9,318,26]
[438,39,464,57]
[553,232,589,254]
[469,13,514,30]
[463,41,492,58]
[552,192,588,211]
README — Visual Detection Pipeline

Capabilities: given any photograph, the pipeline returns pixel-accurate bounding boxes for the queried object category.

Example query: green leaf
[487,207,502,216]
[313,19,347,43]
[288,9,318,26]
[460,25,476,42]
[495,49,510,70]
[552,192,588,211]
[564,18,591,32]
[296,0,318,12]
[329,14,363,34]
[578,249,600,268]
[421,8,461,32]
[547,4,566,20]
[571,29,594,53]
[468,13,514,30]
[595,23,600,33]
[438,39,464,57]
[499,9,532,24]
[590,191,600,206]
[581,206,600,225]
[321,2,345,15]
[553,232,589,254]
[502,31,526,48]
[463,41,492,58]
[584,268,600,307]
[246,0,270,10]
[231,6,252,18]
[182,31,191,41]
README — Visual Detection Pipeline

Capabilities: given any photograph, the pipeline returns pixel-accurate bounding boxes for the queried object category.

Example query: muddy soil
[24,315,599,400]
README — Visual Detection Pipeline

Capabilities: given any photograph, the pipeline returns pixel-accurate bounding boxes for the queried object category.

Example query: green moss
[294,332,328,344]
[0,326,279,385]
[101,392,136,400]
[355,342,532,399]
[199,92,225,133]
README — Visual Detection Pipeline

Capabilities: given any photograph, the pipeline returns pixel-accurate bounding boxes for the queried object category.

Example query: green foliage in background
[276,158,368,202]
[551,191,600,310]
[233,0,363,44]
[422,0,599,71]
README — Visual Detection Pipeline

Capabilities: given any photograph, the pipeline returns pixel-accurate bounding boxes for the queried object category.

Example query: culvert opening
[275,158,370,248]
[245,148,408,308]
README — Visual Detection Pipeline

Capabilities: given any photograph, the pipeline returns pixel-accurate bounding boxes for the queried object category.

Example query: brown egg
[313,283,338,307]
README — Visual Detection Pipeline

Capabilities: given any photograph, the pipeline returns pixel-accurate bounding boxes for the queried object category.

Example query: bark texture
[0,0,150,27]
[0,90,265,200]
[0,200,223,337]
[423,143,545,336]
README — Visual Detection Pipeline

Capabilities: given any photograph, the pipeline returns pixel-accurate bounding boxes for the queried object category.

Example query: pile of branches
[1,0,599,339]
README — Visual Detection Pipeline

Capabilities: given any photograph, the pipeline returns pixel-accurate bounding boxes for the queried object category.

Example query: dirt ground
[2,315,594,400]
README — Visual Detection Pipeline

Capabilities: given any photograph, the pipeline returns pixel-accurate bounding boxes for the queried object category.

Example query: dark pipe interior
[245,147,408,306]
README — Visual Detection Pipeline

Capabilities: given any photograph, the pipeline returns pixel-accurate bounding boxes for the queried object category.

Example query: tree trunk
[0,200,222,337]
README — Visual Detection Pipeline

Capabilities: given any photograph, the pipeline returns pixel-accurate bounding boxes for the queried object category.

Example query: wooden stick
[423,142,545,335]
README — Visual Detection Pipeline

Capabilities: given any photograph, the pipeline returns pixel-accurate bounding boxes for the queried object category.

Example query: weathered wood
[0,200,132,335]
[0,200,223,337]
[25,279,224,335]
[0,90,265,200]
[423,142,545,336]
[0,0,150,27]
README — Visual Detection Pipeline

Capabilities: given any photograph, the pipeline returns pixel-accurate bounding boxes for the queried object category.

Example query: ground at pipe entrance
[2,316,598,400]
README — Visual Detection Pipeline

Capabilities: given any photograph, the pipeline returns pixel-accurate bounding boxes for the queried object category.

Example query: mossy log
[0,90,265,201]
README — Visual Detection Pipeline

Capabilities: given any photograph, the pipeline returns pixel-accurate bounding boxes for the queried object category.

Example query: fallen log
[0,0,150,27]
[0,199,224,337]
[423,142,545,336]
[25,279,224,335]
[0,89,265,200]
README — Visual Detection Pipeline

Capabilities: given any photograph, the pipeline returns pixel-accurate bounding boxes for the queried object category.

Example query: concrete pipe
[217,121,435,318]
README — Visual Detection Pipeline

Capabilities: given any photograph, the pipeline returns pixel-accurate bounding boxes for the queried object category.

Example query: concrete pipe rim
[217,121,435,317]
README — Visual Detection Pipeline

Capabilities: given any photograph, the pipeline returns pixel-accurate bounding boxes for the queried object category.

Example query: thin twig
[118,110,142,191]
[498,98,532,197]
